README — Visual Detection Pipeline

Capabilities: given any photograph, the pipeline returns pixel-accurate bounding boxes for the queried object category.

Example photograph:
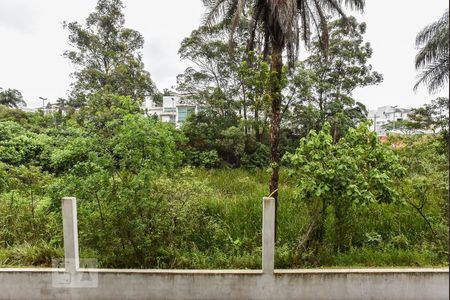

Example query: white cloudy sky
[0,0,448,110]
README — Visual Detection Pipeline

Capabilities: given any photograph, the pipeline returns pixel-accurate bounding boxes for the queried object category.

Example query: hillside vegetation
[0,107,447,268]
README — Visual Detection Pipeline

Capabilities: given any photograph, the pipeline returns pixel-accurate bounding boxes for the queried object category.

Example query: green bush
[241,143,269,168]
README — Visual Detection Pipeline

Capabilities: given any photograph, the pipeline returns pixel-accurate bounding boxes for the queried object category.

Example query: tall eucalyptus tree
[64,0,155,107]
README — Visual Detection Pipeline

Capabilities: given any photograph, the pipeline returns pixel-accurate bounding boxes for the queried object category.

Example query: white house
[367,106,412,136]
[144,95,202,127]
[20,107,38,113]
[20,103,68,115]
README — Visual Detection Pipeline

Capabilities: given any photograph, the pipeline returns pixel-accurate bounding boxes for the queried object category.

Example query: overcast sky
[0,0,448,110]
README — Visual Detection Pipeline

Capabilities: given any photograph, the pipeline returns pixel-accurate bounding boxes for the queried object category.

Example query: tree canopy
[64,0,155,107]
[0,88,26,109]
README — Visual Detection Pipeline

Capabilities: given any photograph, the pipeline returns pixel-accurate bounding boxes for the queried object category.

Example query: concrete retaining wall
[0,197,448,299]
[0,268,448,300]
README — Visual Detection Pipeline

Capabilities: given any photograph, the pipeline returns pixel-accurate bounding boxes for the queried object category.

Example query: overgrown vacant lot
[0,105,447,269]
[1,0,448,273]
[177,167,448,269]
[1,162,447,269]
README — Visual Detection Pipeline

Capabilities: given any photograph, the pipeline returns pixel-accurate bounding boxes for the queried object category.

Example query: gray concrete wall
[0,268,448,300]
[0,197,448,299]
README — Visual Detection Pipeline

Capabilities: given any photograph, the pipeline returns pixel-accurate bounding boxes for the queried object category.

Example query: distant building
[144,95,203,127]
[367,106,412,136]
[43,103,63,115]
[19,96,201,123]
[19,103,69,115]
[20,107,38,113]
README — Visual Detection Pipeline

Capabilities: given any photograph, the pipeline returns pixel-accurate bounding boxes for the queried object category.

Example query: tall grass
[0,167,447,268]
[189,168,448,268]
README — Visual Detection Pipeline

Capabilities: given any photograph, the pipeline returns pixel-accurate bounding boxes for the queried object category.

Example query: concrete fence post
[62,197,79,273]
[262,197,275,274]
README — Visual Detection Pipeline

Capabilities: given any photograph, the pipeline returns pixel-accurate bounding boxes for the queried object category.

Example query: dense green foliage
[0,0,447,270]
[0,104,447,268]
[284,17,382,143]
[177,17,383,167]
[285,123,404,255]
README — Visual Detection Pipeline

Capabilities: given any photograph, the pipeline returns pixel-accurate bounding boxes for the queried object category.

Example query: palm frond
[415,11,449,69]
[415,35,449,69]
[229,0,247,47]
[246,1,265,52]
[268,0,299,42]
[343,0,365,12]
[298,0,312,50]
[312,0,329,57]
[414,9,449,94]
[321,0,347,17]
[414,55,449,94]
[416,10,449,46]
[202,0,231,27]
[201,0,365,66]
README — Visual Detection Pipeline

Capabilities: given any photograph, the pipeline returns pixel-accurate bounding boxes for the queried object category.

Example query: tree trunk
[243,87,248,137]
[255,108,261,142]
[269,41,283,239]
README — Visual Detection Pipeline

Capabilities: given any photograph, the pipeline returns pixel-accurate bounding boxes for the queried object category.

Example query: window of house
[178,107,195,123]
[164,107,176,113]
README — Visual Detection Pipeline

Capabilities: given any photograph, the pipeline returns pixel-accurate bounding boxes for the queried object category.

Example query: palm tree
[414,9,449,94]
[202,0,365,203]
[56,97,68,111]
[0,88,26,108]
